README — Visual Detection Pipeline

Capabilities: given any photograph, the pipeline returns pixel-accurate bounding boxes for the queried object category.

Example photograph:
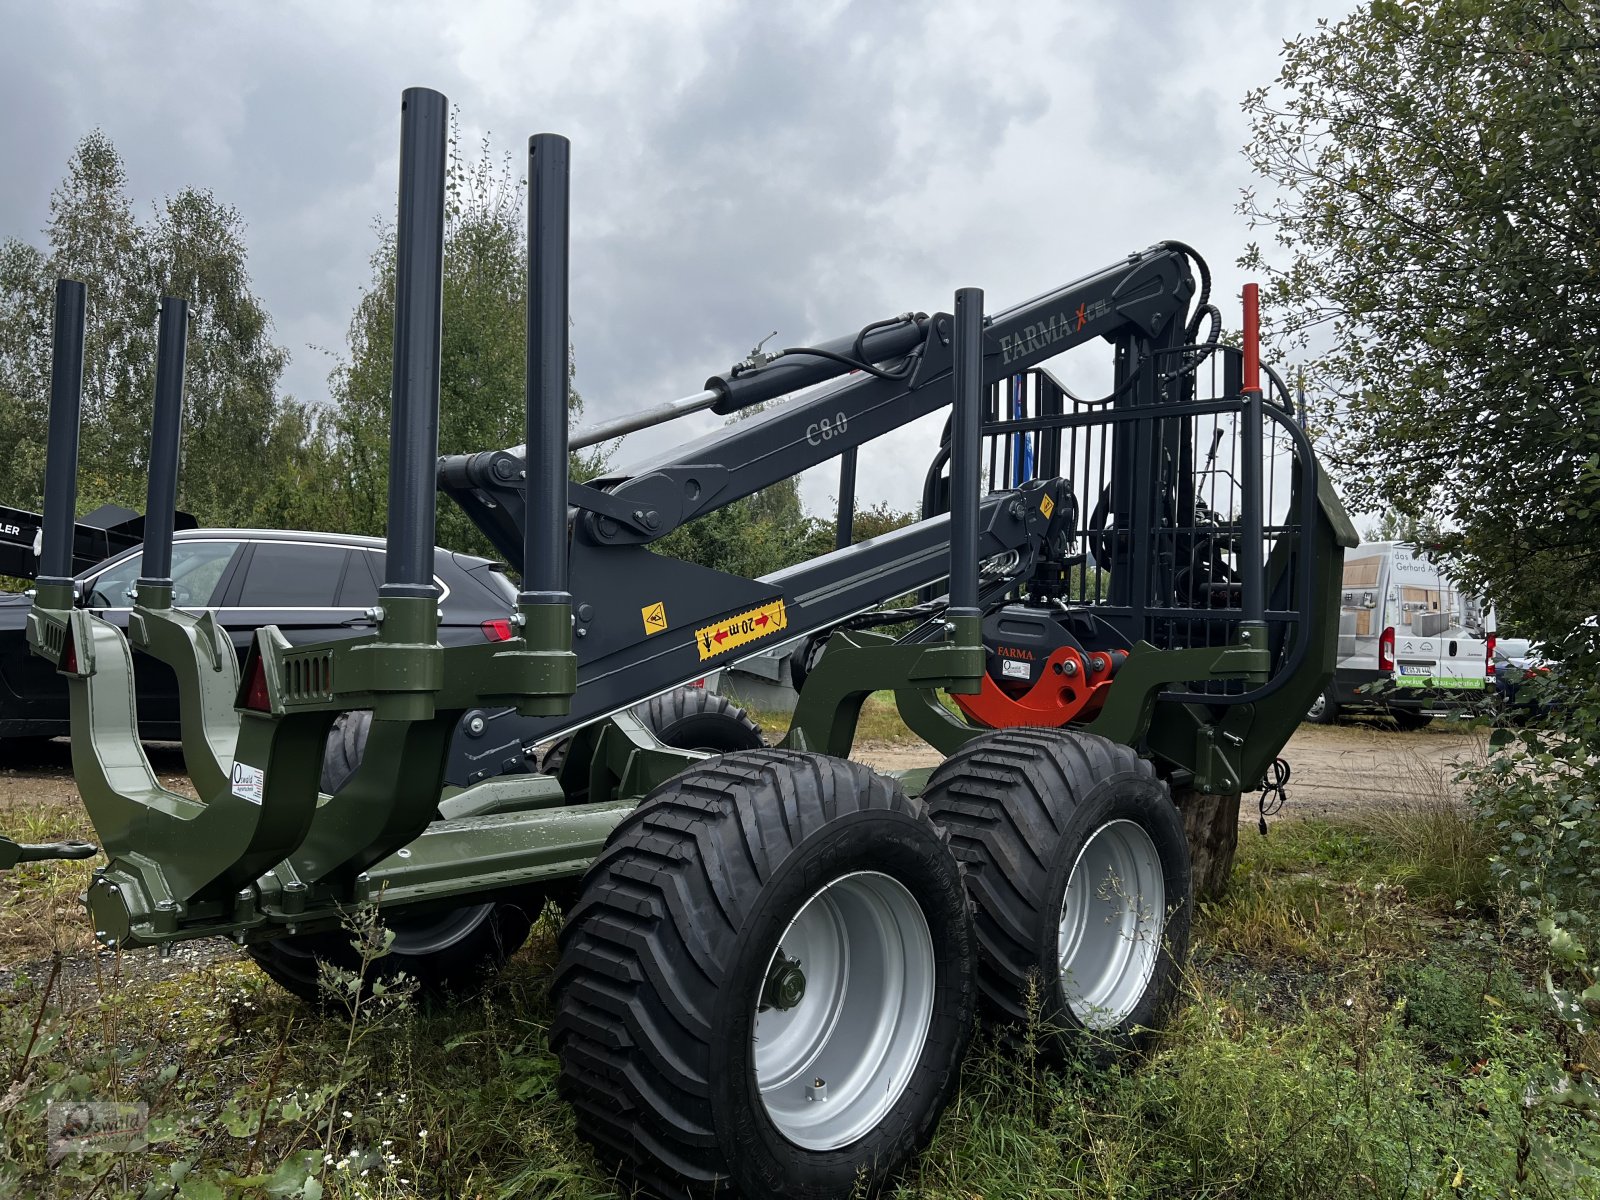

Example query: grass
[2,774,1597,1197]
[741,689,961,745]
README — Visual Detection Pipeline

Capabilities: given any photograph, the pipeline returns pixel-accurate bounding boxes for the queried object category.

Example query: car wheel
[541,685,763,774]
[248,892,541,1005]
[1306,686,1339,725]
[249,709,537,1004]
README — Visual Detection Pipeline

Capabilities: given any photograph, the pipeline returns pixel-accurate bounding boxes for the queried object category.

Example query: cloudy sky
[0,0,1351,518]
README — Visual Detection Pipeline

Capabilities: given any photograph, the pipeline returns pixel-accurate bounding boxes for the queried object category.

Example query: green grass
[741,689,963,745]
[2,803,1596,1198]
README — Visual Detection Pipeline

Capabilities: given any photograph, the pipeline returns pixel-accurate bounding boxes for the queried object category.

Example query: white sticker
[1001,659,1030,681]
[230,761,265,805]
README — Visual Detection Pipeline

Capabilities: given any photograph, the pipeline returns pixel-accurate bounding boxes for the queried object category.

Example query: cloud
[0,0,1351,519]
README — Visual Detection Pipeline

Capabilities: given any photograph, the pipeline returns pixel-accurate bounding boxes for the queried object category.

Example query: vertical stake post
[948,288,984,622]
[523,133,572,607]
[137,296,188,603]
[381,86,448,619]
[1239,283,1265,629]
[513,132,577,715]
[36,279,88,608]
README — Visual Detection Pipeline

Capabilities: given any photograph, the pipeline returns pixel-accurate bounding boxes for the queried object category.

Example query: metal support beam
[37,279,87,597]
[383,86,448,603]
[139,296,187,590]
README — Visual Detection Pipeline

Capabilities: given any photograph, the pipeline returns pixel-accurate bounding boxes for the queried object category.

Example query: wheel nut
[761,950,807,1011]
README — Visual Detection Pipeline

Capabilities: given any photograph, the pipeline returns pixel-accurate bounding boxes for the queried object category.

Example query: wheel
[1388,708,1433,731]
[1306,685,1339,724]
[551,749,976,1198]
[247,892,541,1004]
[250,708,535,1003]
[922,727,1191,1058]
[541,685,763,774]
[635,685,764,752]
[321,710,373,793]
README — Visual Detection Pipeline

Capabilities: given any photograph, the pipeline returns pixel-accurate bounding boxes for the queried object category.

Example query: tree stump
[1174,788,1241,902]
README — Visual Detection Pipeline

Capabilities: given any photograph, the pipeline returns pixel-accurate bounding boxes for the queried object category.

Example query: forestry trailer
[4,88,1356,1197]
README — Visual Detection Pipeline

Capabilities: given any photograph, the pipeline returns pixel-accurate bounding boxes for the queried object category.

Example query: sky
[0,0,1354,519]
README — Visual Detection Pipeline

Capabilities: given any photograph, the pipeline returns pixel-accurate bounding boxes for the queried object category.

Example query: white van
[1307,540,1493,728]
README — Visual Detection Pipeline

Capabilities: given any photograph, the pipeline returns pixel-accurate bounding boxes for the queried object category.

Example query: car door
[55,539,244,734]
[217,540,362,661]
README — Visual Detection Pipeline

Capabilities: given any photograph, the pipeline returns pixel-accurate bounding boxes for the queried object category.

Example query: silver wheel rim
[1057,819,1165,1029]
[753,871,935,1151]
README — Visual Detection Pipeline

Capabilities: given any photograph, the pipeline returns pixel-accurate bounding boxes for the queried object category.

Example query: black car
[0,528,539,785]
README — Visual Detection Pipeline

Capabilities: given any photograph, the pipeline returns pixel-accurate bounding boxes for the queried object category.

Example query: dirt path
[2,721,1485,826]
[853,720,1487,822]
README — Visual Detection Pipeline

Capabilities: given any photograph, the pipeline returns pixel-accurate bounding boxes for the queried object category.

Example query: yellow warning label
[641,602,668,636]
[1040,492,1055,519]
[695,599,788,662]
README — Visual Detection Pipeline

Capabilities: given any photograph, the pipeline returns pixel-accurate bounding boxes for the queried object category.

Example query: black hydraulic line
[523,132,572,606]
[383,86,448,599]
[140,296,188,587]
[835,447,857,551]
[949,287,983,618]
[705,315,929,415]
[38,279,87,589]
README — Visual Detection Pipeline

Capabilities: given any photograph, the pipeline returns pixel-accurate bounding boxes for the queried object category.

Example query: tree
[0,131,303,527]
[1240,0,1600,640]
[323,132,605,557]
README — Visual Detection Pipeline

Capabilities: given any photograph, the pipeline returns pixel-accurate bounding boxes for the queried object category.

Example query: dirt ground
[2,719,1485,825]
[0,720,1484,979]
[853,719,1487,822]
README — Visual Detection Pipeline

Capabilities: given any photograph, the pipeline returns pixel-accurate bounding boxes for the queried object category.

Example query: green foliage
[1242,0,1600,641]
[0,131,308,529]
[654,460,916,580]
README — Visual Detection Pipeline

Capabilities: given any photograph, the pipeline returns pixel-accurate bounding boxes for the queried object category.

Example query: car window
[339,551,382,608]
[86,540,239,608]
[237,543,348,607]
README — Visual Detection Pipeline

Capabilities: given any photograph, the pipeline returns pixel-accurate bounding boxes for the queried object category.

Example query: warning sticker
[1040,492,1055,519]
[230,761,265,805]
[641,601,668,636]
[695,599,788,662]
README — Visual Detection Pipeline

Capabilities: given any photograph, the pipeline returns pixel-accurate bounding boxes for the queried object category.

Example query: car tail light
[61,626,78,675]
[481,618,514,642]
[1378,626,1396,672]
[1486,634,1496,678]
[240,652,272,712]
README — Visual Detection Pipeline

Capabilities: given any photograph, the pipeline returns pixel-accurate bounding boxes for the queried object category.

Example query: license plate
[1399,665,1431,676]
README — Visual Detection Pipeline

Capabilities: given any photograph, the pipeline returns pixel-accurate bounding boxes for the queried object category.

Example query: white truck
[1307,540,1493,728]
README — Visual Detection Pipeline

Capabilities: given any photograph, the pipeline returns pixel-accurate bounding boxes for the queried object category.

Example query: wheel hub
[1056,819,1165,1030]
[761,950,807,1011]
[753,871,935,1151]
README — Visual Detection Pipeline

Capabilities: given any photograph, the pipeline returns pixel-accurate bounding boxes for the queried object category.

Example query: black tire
[541,686,763,774]
[1306,686,1339,725]
[248,892,541,1005]
[1388,708,1433,731]
[551,749,976,1199]
[321,710,373,794]
[251,708,536,1004]
[922,727,1191,1059]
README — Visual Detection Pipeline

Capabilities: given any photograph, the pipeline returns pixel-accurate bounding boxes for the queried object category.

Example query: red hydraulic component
[952,645,1126,730]
[1241,281,1261,396]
